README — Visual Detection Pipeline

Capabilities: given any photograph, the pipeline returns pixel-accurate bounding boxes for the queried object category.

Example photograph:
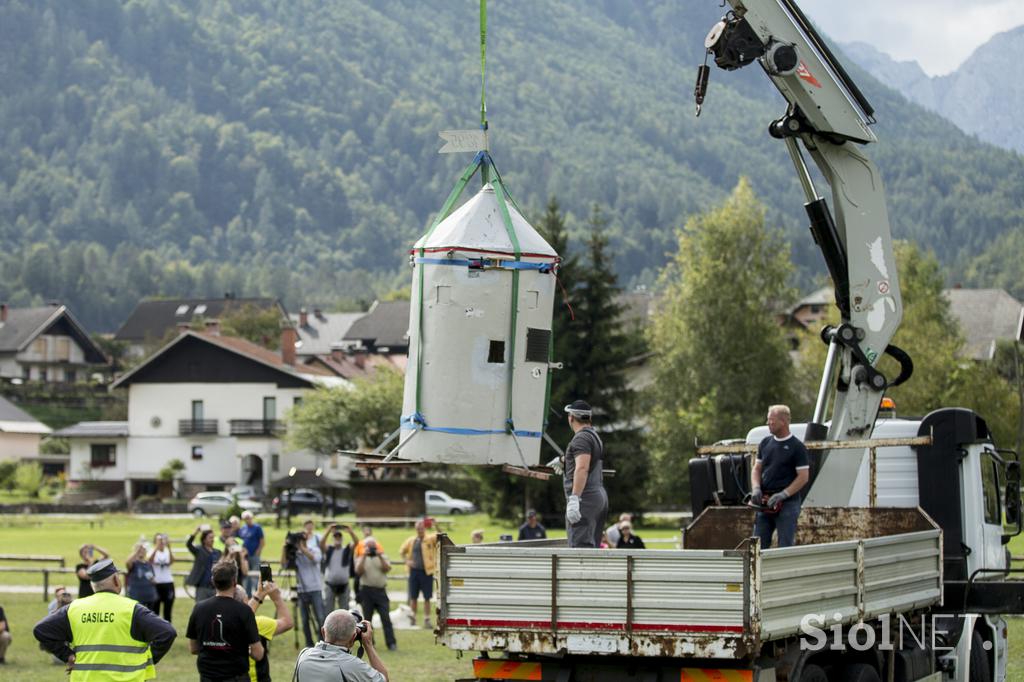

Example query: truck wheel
[970,630,991,682]
[840,663,880,682]
[798,663,828,682]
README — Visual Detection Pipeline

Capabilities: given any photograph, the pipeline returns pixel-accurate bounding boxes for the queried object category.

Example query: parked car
[188,491,263,517]
[426,490,476,515]
[229,485,262,501]
[271,488,353,515]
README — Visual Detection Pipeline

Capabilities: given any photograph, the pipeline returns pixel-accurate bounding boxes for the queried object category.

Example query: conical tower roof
[414,184,557,258]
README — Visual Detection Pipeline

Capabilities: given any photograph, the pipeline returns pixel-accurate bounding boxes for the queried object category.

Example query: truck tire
[970,630,991,682]
[797,663,828,682]
[840,663,880,682]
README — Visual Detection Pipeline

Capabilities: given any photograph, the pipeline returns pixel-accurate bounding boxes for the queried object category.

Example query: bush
[0,461,17,491]
[223,495,244,522]
[158,458,186,482]
[14,462,44,498]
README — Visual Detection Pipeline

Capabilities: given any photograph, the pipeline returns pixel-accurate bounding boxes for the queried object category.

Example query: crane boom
[701,0,912,504]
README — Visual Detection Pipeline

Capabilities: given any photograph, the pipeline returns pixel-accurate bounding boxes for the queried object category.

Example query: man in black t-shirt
[187,560,264,682]
[750,404,810,549]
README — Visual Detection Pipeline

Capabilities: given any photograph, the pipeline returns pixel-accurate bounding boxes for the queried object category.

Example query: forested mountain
[2,0,1023,331]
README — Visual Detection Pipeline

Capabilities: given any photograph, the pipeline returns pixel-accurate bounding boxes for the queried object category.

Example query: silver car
[188,491,263,517]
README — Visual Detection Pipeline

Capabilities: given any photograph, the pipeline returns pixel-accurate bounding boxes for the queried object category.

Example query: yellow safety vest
[67,591,156,681]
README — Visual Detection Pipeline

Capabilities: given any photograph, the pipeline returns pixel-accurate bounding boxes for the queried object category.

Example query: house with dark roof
[944,288,1024,360]
[113,295,289,357]
[342,300,410,354]
[0,303,109,383]
[0,394,54,470]
[58,328,348,501]
[289,306,364,358]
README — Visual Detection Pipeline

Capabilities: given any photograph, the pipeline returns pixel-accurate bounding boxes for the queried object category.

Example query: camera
[366,545,378,557]
[350,610,367,635]
[283,531,306,569]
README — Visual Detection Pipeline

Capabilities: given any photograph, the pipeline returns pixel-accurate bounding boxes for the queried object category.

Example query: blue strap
[414,257,552,272]
[401,414,540,439]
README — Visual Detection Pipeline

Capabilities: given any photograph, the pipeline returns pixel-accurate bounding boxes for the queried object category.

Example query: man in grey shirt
[294,609,388,682]
[561,400,609,548]
[284,519,327,648]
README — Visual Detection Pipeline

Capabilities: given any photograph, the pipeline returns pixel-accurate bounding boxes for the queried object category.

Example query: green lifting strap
[490,175,522,433]
[415,157,484,415]
[480,0,487,131]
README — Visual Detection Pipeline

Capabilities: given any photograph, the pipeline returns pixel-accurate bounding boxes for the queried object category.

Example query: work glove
[750,487,762,505]
[546,456,563,475]
[767,490,789,509]
[566,495,582,525]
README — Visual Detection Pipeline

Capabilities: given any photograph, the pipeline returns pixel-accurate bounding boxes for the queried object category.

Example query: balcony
[178,419,219,435]
[229,419,286,436]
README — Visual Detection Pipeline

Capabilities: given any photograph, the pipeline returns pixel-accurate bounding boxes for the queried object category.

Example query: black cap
[527,509,537,517]
[220,520,233,529]
[86,559,118,582]
[564,400,592,417]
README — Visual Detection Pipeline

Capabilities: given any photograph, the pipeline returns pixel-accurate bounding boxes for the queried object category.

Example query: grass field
[0,514,1021,680]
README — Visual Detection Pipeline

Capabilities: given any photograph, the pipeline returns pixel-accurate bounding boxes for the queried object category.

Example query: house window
[65,369,77,384]
[271,454,280,472]
[192,400,204,422]
[293,396,303,407]
[137,481,159,496]
[263,397,276,421]
[32,338,46,357]
[55,337,71,361]
[191,445,203,461]
[90,444,115,468]
[175,304,190,316]
[194,304,207,315]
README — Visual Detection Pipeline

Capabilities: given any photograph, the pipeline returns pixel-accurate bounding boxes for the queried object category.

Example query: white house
[0,395,53,468]
[0,303,109,382]
[59,329,349,501]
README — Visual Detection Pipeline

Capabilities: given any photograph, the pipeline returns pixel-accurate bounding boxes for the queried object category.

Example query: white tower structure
[400,183,559,466]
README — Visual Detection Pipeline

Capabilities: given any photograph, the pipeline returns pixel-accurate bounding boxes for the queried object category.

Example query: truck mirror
[1004,461,1022,529]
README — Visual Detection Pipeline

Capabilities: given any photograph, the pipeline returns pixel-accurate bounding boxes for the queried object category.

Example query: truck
[431,1,1024,680]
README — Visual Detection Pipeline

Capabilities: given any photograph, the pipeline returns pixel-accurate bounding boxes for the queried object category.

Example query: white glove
[566,495,582,525]
[546,456,563,475]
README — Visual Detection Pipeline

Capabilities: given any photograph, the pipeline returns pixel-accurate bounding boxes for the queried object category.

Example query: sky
[798,0,1024,76]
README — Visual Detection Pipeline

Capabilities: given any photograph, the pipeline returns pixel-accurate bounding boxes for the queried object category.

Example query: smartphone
[260,562,273,583]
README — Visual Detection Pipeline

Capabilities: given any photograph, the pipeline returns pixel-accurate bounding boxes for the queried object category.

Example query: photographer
[282,519,326,648]
[321,524,357,611]
[294,609,388,682]
[354,538,396,651]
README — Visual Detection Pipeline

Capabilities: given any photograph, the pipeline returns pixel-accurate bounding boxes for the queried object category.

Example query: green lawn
[0,514,1021,680]
[0,591,466,681]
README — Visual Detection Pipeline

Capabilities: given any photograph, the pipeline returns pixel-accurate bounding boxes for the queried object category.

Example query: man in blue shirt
[238,511,265,596]
[750,404,810,549]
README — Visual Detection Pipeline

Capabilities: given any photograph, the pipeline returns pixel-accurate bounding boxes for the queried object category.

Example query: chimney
[281,324,298,366]
[353,348,366,369]
[176,322,191,333]
[204,319,221,335]
[330,346,344,362]
[299,307,308,328]
[0,304,7,322]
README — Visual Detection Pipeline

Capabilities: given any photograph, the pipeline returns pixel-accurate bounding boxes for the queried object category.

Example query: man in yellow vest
[33,558,177,680]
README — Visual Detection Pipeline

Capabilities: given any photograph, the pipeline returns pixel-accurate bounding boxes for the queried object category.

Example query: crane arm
[700,0,912,504]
